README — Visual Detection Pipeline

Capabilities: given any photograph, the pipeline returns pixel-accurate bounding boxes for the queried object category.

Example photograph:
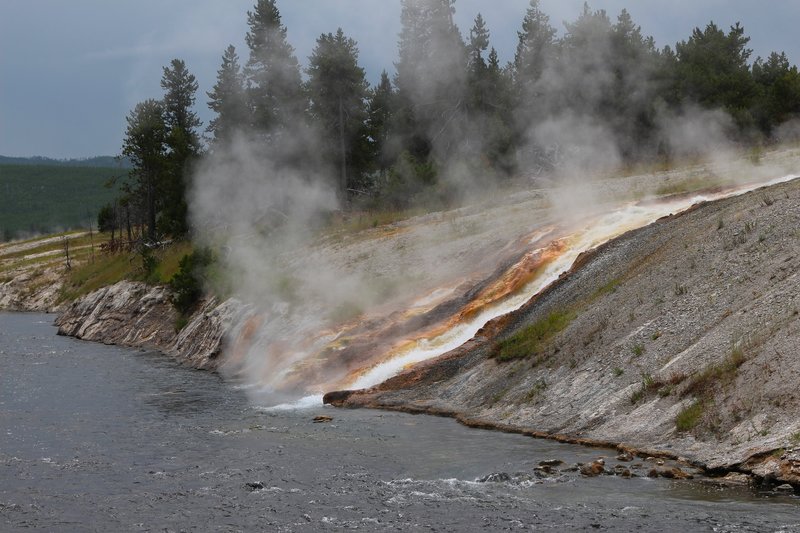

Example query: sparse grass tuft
[524,379,548,402]
[630,372,664,404]
[613,367,624,377]
[681,347,747,399]
[491,310,576,362]
[655,175,722,197]
[631,344,645,357]
[676,400,705,431]
[594,277,621,298]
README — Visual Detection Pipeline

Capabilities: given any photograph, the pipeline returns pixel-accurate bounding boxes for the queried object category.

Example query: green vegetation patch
[58,239,195,303]
[676,400,705,432]
[0,164,124,240]
[655,175,724,197]
[491,310,576,362]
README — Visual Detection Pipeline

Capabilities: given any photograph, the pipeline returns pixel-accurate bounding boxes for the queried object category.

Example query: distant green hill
[0,155,132,168]
[0,164,126,241]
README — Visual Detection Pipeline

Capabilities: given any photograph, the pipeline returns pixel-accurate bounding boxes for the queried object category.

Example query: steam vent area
[48,147,800,488]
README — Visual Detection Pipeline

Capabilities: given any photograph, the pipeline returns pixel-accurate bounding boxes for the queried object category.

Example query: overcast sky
[2,0,800,159]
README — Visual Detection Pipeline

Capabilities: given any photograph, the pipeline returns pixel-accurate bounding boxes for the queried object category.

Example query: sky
[2,0,800,159]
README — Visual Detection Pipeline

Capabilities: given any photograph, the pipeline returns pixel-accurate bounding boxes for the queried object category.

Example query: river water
[1,313,797,532]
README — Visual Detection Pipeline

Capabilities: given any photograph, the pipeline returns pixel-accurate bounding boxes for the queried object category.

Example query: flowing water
[1,313,798,531]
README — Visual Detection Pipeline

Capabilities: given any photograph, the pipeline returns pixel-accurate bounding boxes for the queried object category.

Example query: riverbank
[5,146,800,489]
[7,312,798,531]
[326,176,800,488]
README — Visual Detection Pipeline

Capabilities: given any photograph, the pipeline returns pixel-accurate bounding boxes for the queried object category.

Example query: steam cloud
[187,2,796,405]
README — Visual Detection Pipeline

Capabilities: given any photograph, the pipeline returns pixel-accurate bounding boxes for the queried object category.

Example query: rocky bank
[55,281,244,371]
[6,148,800,487]
[327,177,800,487]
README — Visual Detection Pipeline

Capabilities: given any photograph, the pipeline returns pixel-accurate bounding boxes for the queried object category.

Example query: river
[1,312,797,531]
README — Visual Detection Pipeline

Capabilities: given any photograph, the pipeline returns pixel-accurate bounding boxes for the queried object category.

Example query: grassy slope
[0,164,125,239]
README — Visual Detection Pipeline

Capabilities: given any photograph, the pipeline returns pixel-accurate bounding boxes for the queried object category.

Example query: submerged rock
[313,415,333,423]
[478,472,511,483]
[539,459,564,467]
[245,481,264,491]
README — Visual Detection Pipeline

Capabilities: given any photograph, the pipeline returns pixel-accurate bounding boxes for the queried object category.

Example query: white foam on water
[258,394,324,411]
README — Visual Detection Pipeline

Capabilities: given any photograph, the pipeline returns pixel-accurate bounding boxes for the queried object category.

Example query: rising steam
[187,2,800,406]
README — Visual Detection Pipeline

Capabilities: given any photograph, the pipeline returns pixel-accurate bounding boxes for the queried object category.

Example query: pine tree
[512,0,557,170]
[306,28,371,199]
[467,13,490,112]
[366,71,396,181]
[207,45,249,144]
[608,9,662,159]
[674,21,758,127]
[514,0,556,91]
[559,4,614,114]
[121,99,167,243]
[465,14,514,175]
[160,59,201,237]
[161,59,201,143]
[394,0,466,161]
[244,0,304,138]
[752,52,800,134]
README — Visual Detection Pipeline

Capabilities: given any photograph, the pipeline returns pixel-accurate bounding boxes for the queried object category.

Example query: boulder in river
[580,461,606,477]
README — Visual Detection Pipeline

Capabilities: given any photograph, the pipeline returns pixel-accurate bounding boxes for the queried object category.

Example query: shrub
[676,400,704,431]
[169,247,214,316]
[140,247,159,284]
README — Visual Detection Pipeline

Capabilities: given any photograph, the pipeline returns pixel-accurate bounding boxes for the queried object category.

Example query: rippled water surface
[1,313,798,532]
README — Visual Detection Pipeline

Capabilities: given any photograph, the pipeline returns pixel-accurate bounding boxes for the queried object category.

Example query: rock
[313,415,333,423]
[659,467,693,480]
[611,465,632,478]
[539,459,564,467]
[479,472,511,483]
[616,453,634,462]
[646,466,693,480]
[534,465,555,476]
[774,483,795,493]
[724,472,752,485]
[245,481,264,491]
[580,461,605,477]
[706,472,752,487]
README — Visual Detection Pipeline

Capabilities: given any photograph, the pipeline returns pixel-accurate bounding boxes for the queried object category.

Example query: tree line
[107,0,800,242]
